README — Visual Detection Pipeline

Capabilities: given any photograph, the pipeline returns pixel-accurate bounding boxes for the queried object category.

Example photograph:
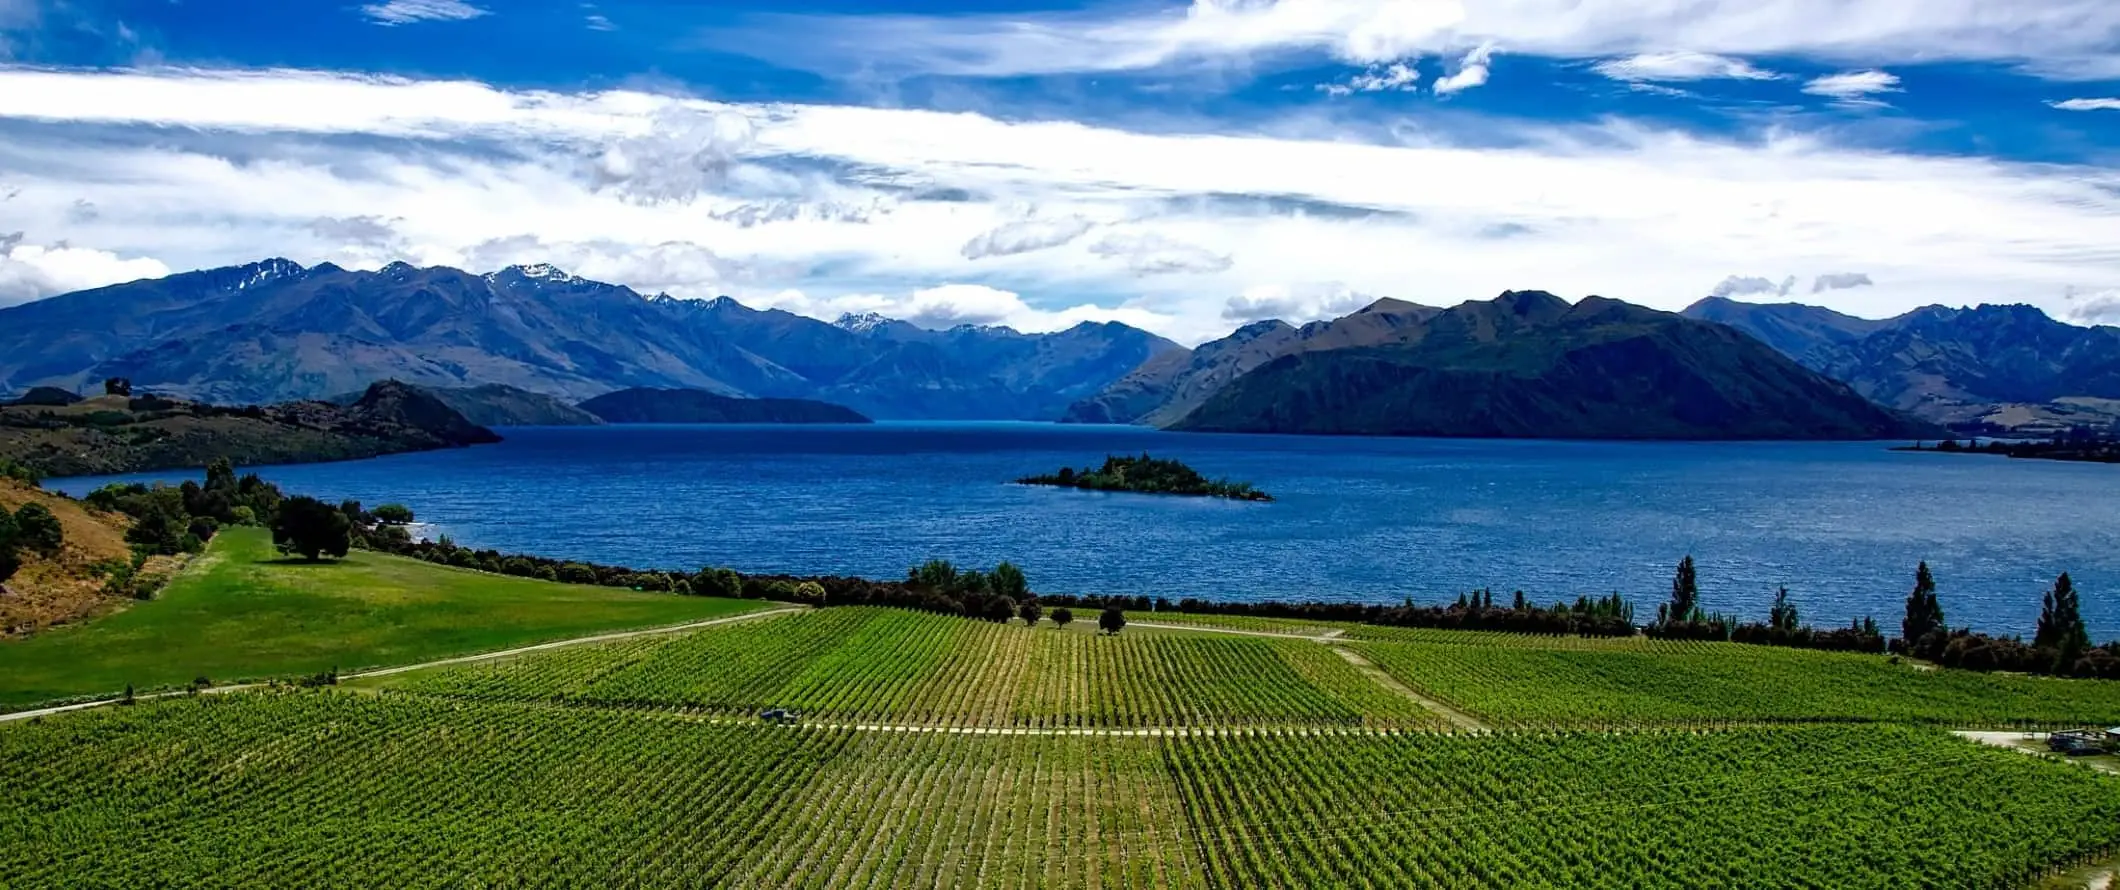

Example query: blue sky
[0,0,2116,341]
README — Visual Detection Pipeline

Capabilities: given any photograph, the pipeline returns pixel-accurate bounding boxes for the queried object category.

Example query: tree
[103,377,132,397]
[11,504,62,557]
[0,507,20,584]
[204,457,237,494]
[692,567,743,599]
[1664,556,1699,624]
[1018,600,1043,627]
[985,595,1018,623]
[1099,606,1126,635]
[125,504,188,556]
[992,561,1030,600]
[272,496,351,561]
[794,581,827,605]
[908,559,959,591]
[2036,572,2090,671]
[1901,562,1945,646]
[1768,586,1800,632]
[1051,607,1074,629]
[372,504,415,525]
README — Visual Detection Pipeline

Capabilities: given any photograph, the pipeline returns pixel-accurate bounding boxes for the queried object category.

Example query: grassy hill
[0,480,166,636]
[0,381,499,477]
[0,527,769,710]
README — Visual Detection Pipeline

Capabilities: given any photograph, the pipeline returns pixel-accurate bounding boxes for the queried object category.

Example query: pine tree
[2036,572,2090,671]
[1666,556,1699,625]
[1901,562,1945,646]
[1768,586,1800,632]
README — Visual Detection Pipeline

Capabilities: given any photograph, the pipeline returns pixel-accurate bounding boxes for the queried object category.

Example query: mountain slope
[1682,298,2120,430]
[0,260,1177,421]
[0,381,501,477]
[1174,292,1935,440]
[577,388,870,424]
[1064,298,1443,426]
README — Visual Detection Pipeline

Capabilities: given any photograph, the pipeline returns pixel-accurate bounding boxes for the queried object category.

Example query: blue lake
[53,422,2120,641]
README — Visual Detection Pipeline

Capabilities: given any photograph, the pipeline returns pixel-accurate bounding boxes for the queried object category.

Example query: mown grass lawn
[0,527,768,710]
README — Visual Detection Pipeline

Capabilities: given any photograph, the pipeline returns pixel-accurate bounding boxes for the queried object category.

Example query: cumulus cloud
[1222,282,1376,322]
[0,232,169,306]
[361,0,488,26]
[0,67,2116,343]
[1431,43,1495,95]
[2052,98,2120,111]
[588,109,757,204]
[1591,51,1779,82]
[1712,274,1797,299]
[1803,69,1902,103]
[1322,62,1421,96]
[1812,272,1874,293]
[961,215,1097,260]
[705,0,2120,85]
[2064,287,2120,325]
[1088,232,1234,276]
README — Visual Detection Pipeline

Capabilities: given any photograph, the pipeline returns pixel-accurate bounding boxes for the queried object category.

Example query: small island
[1895,434,2120,464]
[1016,453,1273,501]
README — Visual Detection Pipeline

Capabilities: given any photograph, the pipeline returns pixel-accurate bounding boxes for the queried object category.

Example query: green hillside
[0,527,768,709]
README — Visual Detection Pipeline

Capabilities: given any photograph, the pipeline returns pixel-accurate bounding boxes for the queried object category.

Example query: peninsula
[1016,454,1272,501]
[1895,435,2120,464]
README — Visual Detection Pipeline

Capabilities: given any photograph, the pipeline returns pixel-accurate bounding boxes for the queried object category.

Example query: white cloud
[752,284,1174,335]
[961,215,1098,260]
[361,0,488,26]
[1712,274,1797,299]
[0,67,2115,346]
[2065,287,2120,325]
[0,233,169,307]
[706,0,2120,84]
[1088,232,1234,275]
[1812,272,1874,293]
[1223,283,1376,322]
[1803,69,1902,102]
[1431,42,1495,95]
[1323,61,1421,96]
[1591,51,1779,82]
[2052,98,2120,111]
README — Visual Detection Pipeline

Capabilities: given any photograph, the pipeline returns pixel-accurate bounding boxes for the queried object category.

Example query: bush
[372,503,415,525]
[10,504,62,557]
[1051,607,1073,629]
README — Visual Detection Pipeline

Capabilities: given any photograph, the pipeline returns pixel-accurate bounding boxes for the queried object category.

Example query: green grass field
[0,527,770,710]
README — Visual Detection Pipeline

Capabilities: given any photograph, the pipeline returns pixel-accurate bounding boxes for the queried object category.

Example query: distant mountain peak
[507,263,577,283]
[236,258,306,290]
[834,311,894,333]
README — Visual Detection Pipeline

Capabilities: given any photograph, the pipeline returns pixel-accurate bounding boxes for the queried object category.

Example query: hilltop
[1076,292,1934,440]
[1684,297,2120,433]
[0,380,500,477]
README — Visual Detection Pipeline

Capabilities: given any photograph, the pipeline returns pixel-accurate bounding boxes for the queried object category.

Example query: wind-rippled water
[55,422,2120,641]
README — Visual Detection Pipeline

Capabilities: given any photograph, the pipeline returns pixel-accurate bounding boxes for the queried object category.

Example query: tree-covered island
[1016,453,1273,501]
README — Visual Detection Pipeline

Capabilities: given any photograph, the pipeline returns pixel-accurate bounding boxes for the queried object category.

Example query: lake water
[52,422,2120,641]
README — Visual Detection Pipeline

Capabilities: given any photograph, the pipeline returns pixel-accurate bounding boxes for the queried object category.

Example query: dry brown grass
[0,480,135,635]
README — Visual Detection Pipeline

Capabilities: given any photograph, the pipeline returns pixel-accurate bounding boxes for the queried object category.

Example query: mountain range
[1683,298,2120,433]
[0,260,1179,422]
[1069,291,1932,440]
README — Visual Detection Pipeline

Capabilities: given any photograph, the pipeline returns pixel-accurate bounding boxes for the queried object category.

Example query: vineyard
[5,692,2119,889]
[384,607,1447,729]
[1354,638,2120,728]
[378,606,2120,731]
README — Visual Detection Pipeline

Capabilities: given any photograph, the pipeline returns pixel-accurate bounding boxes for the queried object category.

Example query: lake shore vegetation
[1017,453,1272,501]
